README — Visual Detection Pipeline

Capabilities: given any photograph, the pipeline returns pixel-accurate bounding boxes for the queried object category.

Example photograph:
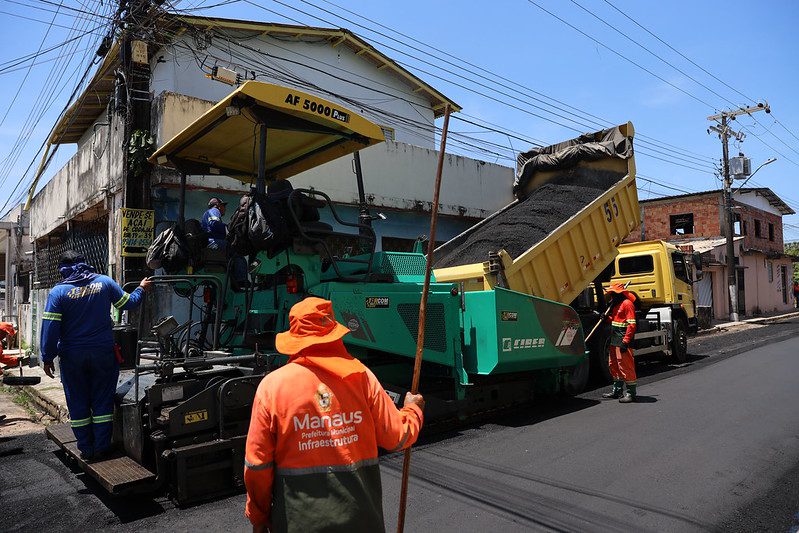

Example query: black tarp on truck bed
[433,125,633,270]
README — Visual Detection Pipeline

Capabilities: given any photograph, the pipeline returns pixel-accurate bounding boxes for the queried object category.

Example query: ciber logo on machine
[347,318,360,331]
[365,296,390,308]
[316,384,333,412]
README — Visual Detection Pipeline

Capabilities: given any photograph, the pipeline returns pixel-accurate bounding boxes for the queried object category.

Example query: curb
[21,384,68,423]
[749,311,799,325]
[695,311,799,337]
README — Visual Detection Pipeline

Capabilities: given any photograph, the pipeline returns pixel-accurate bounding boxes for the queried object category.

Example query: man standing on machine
[202,197,229,250]
[244,297,425,532]
[602,282,638,403]
[40,251,151,460]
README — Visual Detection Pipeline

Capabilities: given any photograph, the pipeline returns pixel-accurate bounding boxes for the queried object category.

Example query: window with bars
[34,216,109,289]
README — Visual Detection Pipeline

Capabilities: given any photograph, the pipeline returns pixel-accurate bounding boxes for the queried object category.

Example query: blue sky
[1,0,798,239]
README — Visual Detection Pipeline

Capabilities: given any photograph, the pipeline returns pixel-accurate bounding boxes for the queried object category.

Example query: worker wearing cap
[202,197,229,249]
[244,297,425,532]
[602,283,638,403]
[0,322,19,375]
[40,251,152,460]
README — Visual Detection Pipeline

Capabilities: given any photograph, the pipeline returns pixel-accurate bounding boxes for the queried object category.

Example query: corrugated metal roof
[672,236,746,253]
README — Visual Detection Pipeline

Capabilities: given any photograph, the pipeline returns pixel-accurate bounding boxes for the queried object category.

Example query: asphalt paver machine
[47,81,638,504]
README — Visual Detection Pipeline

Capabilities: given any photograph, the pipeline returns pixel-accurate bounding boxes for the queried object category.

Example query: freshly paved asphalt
[2,318,798,532]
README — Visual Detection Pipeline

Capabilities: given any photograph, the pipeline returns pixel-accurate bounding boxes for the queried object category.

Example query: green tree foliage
[785,241,799,281]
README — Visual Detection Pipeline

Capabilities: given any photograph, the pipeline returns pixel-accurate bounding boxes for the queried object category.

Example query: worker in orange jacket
[602,283,638,403]
[0,322,19,375]
[244,297,425,533]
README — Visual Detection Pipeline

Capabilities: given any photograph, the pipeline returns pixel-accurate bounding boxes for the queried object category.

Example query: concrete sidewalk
[697,309,799,336]
[4,364,69,422]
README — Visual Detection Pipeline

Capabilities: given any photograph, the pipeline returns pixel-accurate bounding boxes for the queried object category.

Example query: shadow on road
[630,395,658,403]
[383,447,715,532]
[0,446,24,457]
[53,449,169,524]
[414,396,601,447]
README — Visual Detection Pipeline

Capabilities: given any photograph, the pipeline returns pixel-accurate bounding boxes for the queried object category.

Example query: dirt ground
[0,385,54,439]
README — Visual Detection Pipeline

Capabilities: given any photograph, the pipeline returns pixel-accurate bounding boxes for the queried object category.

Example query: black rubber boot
[619,383,636,403]
[602,380,623,399]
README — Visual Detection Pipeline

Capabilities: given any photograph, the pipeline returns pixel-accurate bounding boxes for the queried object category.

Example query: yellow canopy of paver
[150,81,385,181]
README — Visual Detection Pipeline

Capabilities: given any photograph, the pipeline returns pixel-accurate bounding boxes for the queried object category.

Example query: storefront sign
[120,208,154,257]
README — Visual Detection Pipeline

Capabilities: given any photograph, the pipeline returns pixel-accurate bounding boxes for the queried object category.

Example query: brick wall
[734,201,784,253]
[626,193,724,243]
[624,193,785,254]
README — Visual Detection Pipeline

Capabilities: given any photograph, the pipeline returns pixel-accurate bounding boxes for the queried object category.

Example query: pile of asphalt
[433,168,625,269]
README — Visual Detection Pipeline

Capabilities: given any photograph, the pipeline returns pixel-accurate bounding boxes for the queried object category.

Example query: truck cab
[600,240,702,366]
[611,240,701,334]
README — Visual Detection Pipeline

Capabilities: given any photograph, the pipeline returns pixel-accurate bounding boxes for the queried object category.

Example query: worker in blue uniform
[201,197,228,249]
[41,251,151,460]
[202,196,248,285]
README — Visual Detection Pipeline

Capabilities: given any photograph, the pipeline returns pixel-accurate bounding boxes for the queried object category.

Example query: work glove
[620,342,629,352]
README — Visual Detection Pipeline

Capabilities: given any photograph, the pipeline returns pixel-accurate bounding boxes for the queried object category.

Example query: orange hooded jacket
[244,339,423,532]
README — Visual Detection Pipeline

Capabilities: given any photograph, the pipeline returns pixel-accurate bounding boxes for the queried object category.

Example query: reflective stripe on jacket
[244,345,423,532]
[608,298,637,346]
[40,275,144,362]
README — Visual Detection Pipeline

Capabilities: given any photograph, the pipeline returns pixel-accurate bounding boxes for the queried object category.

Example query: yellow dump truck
[434,122,639,303]
[432,122,640,382]
[604,240,703,366]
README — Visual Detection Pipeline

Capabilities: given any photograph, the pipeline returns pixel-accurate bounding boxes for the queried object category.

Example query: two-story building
[23,14,516,352]
[627,188,795,319]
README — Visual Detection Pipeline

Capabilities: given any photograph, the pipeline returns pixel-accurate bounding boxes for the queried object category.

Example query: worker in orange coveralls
[602,283,638,403]
[244,297,425,533]
[0,322,19,375]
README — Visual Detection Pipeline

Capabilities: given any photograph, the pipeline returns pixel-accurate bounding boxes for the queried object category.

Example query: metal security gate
[34,215,109,289]
[695,272,713,308]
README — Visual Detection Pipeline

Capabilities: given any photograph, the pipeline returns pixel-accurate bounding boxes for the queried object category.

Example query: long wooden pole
[396,104,451,533]
[584,281,632,344]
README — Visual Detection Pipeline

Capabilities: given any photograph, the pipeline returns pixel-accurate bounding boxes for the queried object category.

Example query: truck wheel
[563,356,590,396]
[590,333,613,383]
[671,319,689,364]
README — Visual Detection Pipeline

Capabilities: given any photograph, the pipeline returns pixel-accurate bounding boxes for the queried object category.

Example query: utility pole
[118,0,154,283]
[707,102,771,321]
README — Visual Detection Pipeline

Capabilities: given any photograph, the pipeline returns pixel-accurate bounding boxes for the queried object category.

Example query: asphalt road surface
[1,317,798,532]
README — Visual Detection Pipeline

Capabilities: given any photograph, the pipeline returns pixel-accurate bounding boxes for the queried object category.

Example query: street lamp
[735,157,777,192]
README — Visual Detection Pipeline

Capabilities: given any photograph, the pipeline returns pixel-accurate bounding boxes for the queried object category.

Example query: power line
[596,0,799,167]
[524,0,716,109]
[0,8,96,30]
[0,14,112,214]
[0,21,106,73]
[0,45,94,77]
[314,0,716,164]
[175,22,715,191]
[600,0,755,104]
[193,26,709,173]
[770,113,799,146]
[738,121,799,168]
[0,0,110,192]
[234,1,717,174]
[0,0,65,130]
[569,0,739,110]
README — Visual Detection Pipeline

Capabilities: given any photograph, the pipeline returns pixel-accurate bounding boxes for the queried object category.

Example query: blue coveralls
[201,207,227,249]
[40,275,144,456]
